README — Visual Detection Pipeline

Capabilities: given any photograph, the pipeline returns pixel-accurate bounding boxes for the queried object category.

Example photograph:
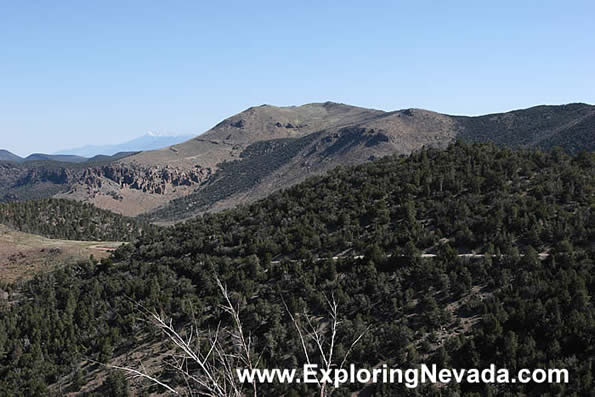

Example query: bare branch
[112,364,179,394]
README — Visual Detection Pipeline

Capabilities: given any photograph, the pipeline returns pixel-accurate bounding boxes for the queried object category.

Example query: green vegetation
[146,132,323,221]
[538,111,595,153]
[0,198,157,241]
[0,143,592,395]
[456,103,595,152]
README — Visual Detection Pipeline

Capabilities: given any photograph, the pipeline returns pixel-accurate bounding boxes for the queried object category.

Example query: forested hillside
[0,143,592,396]
[0,198,156,241]
[456,103,595,152]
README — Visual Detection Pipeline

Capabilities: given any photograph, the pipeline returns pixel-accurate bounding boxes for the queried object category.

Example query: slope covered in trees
[0,198,156,241]
[0,143,592,396]
[455,103,595,152]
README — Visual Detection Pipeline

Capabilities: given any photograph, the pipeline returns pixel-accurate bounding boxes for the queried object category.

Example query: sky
[1,1,594,156]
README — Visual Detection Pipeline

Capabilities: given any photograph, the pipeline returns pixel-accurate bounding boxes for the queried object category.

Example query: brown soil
[0,224,122,283]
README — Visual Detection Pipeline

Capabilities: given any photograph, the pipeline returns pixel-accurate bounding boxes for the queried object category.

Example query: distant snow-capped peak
[146,131,190,137]
[147,131,172,137]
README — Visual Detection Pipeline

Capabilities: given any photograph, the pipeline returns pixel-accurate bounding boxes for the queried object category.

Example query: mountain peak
[146,131,182,137]
[200,101,385,145]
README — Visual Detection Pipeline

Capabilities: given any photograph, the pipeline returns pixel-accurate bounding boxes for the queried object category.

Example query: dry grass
[0,224,122,283]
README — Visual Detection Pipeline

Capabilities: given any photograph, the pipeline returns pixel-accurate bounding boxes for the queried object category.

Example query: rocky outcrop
[319,127,392,157]
[0,162,212,201]
[25,168,75,184]
[79,164,212,194]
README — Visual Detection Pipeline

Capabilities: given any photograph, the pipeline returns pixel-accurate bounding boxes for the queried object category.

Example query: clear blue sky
[1,1,594,156]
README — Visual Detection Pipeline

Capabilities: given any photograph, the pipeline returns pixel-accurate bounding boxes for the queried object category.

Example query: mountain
[1,102,593,220]
[0,149,23,162]
[136,102,595,221]
[24,153,89,163]
[0,151,136,165]
[85,151,139,163]
[1,143,592,395]
[454,103,595,151]
[55,133,194,157]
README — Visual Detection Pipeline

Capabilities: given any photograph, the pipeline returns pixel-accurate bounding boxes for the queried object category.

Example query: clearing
[0,224,122,283]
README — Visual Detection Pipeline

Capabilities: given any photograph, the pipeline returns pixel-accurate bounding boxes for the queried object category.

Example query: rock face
[0,162,212,203]
[19,168,76,185]
[79,164,211,194]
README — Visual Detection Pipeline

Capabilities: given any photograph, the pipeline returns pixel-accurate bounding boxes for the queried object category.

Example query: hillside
[144,103,594,221]
[0,198,149,283]
[24,153,89,163]
[0,143,592,395]
[0,150,22,162]
[119,103,459,220]
[1,102,593,221]
[0,198,157,241]
[455,103,595,150]
[96,101,595,221]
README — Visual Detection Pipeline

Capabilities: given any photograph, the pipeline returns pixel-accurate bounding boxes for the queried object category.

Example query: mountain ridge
[24,153,89,163]
[2,101,593,220]
[0,150,23,162]
[142,102,595,221]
